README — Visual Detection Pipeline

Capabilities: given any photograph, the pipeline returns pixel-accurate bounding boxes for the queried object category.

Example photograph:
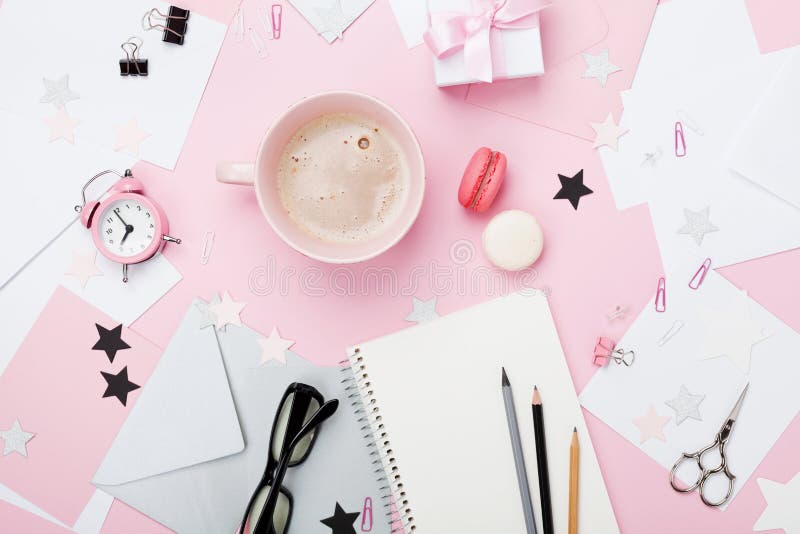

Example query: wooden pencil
[531,386,553,534]
[569,427,580,534]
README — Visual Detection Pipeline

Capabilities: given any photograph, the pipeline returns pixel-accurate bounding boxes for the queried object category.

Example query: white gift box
[428,0,545,87]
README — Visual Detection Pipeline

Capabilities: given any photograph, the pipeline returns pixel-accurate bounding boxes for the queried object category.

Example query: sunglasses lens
[244,485,291,534]
[271,392,321,465]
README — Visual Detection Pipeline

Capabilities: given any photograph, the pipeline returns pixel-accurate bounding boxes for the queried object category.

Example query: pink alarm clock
[76,169,180,282]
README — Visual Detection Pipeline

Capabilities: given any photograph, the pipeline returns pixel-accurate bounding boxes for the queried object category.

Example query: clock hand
[120,224,134,244]
[114,210,129,226]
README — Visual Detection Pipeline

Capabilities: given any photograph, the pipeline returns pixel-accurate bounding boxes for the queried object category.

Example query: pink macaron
[458,147,507,212]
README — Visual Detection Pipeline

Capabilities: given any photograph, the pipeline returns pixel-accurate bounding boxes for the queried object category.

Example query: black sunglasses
[238,382,339,534]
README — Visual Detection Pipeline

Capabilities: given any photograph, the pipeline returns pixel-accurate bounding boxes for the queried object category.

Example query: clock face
[98,198,158,258]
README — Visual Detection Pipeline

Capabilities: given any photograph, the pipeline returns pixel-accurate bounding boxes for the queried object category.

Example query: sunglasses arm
[252,399,340,534]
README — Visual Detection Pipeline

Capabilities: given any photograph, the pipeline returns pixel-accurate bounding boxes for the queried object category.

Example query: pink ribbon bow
[424,0,550,83]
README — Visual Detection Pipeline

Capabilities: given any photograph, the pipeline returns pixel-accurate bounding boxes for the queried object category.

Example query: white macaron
[481,210,544,271]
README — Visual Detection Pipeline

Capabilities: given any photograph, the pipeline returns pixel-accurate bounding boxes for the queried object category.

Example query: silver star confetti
[664,385,705,425]
[0,419,35,457]
[405,296,439,324]
[677,206,719,245]
[581,49,622,87]
[40,75,80,108]
[315,0,351,40]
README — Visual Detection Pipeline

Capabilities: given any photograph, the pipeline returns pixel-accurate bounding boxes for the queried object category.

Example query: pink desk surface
[17,0,800,532]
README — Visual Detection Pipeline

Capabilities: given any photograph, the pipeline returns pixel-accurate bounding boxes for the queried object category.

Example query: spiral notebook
[345,292,619,534]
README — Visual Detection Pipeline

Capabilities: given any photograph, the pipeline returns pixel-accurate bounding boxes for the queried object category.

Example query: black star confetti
[553,169,593,210]
[101,366,140,406]
[320,502,360,534]
[92,323,130,363]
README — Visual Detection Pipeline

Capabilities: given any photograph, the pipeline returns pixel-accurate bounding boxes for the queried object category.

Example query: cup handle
[216,162,256,186]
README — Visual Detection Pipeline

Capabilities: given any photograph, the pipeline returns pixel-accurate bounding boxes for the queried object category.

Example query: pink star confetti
[64,249,103,288]
[114,118,150,156]
[632,404,671,444]
[43,106,81,144]
[207,290,246,332]
[256,326,295,365]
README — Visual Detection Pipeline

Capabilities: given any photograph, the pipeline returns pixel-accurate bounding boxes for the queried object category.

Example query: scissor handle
[669,439,736,507]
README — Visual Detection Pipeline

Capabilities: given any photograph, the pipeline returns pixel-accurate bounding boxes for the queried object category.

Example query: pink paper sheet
[745,0,800,53]
[0,288,161,525]
[465,0,658,140]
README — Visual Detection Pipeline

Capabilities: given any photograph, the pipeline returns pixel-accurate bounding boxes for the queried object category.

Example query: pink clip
[361,497,373,531]
[688,258,711,290]
[675,122,686,157]
[655,277,666,313]
[593,337,635,367]
[271,4,282,39]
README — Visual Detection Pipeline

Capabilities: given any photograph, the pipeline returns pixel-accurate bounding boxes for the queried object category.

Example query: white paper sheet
[0,110,136,288]
[728,50,800,210]
[288,0,375,43]
[0,0,226,170]
[598,0,800,269]
[0,484,113,534]
[389,0,428,48]
[0,221,181,377]
[580,262,800,508]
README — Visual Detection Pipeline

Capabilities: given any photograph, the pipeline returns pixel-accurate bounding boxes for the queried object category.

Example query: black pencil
[532,386,554,534]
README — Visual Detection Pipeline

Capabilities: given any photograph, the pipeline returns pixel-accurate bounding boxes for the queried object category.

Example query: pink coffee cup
[216,91,426,264]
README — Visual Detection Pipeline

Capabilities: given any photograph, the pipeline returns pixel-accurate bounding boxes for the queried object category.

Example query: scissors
[669,384,749,507]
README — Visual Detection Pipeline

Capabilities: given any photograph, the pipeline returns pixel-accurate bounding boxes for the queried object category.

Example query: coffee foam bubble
[277,113,410,243]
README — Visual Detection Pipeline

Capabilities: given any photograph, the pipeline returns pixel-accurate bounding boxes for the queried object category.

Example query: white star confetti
[754,472,800,534]
[0,419,35,457]
[44,106,81,144]
[256,327,295,365]
[405,296,439,324]
[64,249,103,288]
[677,206,719,246]
[114,118,151,157]
[581,49,622,87]
[699,292,771,373]
[207,291,246,332]
[664,385,705,425]
[40,75,80,108]
[590,112,628,151]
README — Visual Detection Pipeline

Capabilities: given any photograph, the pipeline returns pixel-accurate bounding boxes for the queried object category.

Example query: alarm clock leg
[122,264,128,283]
[163,235,182,244]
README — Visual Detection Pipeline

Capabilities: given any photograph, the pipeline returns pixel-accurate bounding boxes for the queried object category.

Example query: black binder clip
[119,37,148,76]
[143,6,190,45]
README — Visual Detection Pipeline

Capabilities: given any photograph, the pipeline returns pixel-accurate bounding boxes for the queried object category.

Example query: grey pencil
[501,367,538,534]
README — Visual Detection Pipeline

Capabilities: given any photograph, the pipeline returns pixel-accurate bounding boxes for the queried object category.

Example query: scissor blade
[727,383,750,422]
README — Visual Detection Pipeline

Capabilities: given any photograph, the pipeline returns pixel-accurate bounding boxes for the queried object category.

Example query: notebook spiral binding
[340,348,416,533]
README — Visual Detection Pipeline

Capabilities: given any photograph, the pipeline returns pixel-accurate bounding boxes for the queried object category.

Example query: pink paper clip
[655,277,666,312]
[674,122,686,157]
[688,258,711,290]
[593,337,635,367]
[271,4,282,39]
[361,497,373,531]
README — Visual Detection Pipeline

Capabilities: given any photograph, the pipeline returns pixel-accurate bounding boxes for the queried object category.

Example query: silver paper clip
[233,7,245,42]
[257,4,273,39]
[200,231,215,265]
[655,277,666,313]
[247,26,268,59]
[676,109,704,136]
[689,258,711,290]
[606,305,628,322]
[675,122,687,157]
[657,320,684,347]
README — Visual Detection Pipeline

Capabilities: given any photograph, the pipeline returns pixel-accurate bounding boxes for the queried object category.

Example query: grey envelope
[94,301,390,534]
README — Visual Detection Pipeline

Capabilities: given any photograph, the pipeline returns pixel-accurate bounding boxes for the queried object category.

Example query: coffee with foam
[277,113,410,243]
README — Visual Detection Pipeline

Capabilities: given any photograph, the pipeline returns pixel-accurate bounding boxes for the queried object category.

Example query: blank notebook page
[349,292,619,534]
